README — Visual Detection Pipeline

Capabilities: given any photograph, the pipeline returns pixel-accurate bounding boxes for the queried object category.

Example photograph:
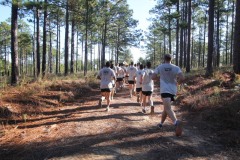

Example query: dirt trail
[0,84,237,160]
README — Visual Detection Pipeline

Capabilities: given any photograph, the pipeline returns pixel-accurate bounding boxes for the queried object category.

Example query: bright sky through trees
[127,0,156,62]
[0,0,156,62]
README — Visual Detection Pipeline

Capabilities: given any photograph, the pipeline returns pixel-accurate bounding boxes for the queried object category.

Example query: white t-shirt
[98,67,116,89]
[116,66,125,78]
[127,65,138,81]
[154,63,182,95]
[111,68,116,85]
[142,68,154,92]
[135,69,144,88]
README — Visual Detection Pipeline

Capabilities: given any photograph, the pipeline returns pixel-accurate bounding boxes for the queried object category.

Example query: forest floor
[0,71,240,160]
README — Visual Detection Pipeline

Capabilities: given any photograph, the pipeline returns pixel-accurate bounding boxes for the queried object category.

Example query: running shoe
[157,123,163,128]
[142,108,146,113]
[175,120,183,137]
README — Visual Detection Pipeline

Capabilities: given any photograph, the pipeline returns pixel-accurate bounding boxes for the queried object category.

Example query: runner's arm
[177,72,184,84]
[152,73,159,81]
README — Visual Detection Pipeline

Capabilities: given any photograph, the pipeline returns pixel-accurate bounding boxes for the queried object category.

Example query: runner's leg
[148,94,154,114]
[162,97,177,123]
[140,91,143,106]
[142,94,147,113]
[129,83,133,97]
[105,92,111,111]
[161,110,167,124]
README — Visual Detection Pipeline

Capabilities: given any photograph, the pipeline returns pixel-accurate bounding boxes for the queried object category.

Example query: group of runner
[97,54,184,136]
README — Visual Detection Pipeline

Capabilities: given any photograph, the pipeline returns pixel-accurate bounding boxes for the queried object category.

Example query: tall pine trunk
[11,0,19,85]
[42,0,47,77]
[233,0,240,73]
[186,0,191,72]
[70,19,75,74]
[206,0,215,77]
[64,0,69,76]
[176,0,179,66]
[84,0,89,76]
[36,0,40,77]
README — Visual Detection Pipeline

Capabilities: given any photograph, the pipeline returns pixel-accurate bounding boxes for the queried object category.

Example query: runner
[134,64,144,105]
[152,54,185,136]
[97,61,116,111]
[122,63,129,84]
[116,63,125,91]
[110,63,116,100]
[141,61,154,114]
[127,62,138,98]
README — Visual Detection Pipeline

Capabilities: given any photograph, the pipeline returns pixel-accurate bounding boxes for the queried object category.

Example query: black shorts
[128,80,135,84]
[136,88,142,93]
[142,91,152,96]
[161,93,175,101]
[101,88,112,92]
[117,78,123,82]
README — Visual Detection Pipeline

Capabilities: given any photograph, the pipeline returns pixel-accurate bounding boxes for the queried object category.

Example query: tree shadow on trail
[0,124,226,160]
[16,108,149,129]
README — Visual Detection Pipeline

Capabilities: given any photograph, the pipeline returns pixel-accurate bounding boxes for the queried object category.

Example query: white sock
[174,120,178,125]
[150,100,153,106]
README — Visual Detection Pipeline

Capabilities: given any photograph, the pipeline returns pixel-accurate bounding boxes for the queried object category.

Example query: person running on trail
[110,63,116,100]
[116,63,125,91]
[127,62,138,98]
[141,61,154,114]
[134,64,144,105]
[152,54,185,136]
[124,64,129,84]
[97,61,116,111]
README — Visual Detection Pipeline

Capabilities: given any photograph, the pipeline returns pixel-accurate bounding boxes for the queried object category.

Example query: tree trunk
[42,0,47,78]
[81,36,84,71]
[153,36,156,67]
[225,0,230,65]
[36,0,41,77]
[168,7,172,55]
[206,0,215,77]
[84,0,89,76]
[101,21,107,68]
[116,27,120,64]
[56,14,59,74]
[186,0,191,72]
[11,0,19,85]
[179,1,184,68]
[216,1,220,67]
[70,18,75,74]
[176,0,179,66]
[203,12,207,67]
[101,0,108,68]
[49,30,52,74]
[76,31,79,72]
[233,0,240,73]
[58,23,61,73]
[4,40,7,75]
[230,0,235,65]
[33,10,36,77]
[90,31,93,71]
[64,0,69,76]
[198,28,201,67]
